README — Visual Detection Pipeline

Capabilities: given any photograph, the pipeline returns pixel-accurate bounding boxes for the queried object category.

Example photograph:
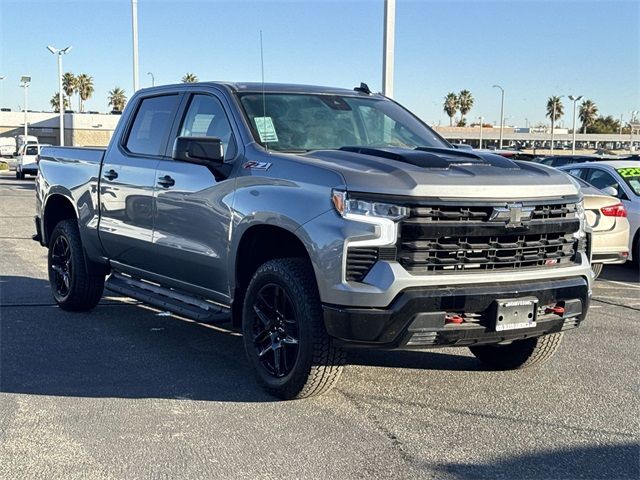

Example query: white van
[16,144,50,179]
[0,137,16,157]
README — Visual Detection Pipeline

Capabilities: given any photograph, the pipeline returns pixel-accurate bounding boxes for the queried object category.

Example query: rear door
[150,92,240,301]
[98,93,182,273]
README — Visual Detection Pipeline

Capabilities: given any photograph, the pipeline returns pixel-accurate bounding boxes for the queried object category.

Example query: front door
[151,93,239,302]
[99,93,181,272]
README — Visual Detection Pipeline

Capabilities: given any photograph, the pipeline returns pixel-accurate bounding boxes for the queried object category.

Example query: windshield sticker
[254,117,279,143]
[617,167,640,178]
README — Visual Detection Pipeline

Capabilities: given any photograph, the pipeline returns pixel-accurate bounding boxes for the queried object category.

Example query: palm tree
[182,73,198,83]
[578,99,598,134]
[50,92,69,112]
[108,87,127,112]
[75,74,94,112]
[443,93,458,127]
[62,72,76,111]
[457,90,474,124]
[546,96,564,133]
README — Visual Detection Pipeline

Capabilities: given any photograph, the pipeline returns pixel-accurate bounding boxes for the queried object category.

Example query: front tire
[469,333,563,370]
[48,219,105,311]
[242,258,345,399]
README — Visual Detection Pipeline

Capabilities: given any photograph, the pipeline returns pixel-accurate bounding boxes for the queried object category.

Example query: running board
[105,272,230,323]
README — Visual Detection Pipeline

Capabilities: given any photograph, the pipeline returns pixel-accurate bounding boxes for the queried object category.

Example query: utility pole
[492,85,504,149]
[569,95,582,155]
[382,0,395,98]
[20,76,31,138]
[132,0,139,92]
[478,116,483,149]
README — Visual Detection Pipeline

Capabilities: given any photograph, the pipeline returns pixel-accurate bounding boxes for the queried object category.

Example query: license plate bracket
[492,297,538,332]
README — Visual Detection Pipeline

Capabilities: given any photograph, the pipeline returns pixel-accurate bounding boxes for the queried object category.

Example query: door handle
[103,169,118,181]
[157,175,175,188]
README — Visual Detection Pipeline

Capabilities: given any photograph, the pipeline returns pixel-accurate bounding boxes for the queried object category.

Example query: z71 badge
[243,161,272,170]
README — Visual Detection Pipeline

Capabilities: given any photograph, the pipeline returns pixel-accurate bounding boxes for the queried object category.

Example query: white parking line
[599,279,640,290]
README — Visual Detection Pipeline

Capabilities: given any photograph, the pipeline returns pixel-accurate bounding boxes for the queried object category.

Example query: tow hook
[445,314,464,324]
[545,305,565,316]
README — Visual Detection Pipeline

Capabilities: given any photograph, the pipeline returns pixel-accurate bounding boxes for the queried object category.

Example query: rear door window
[126,95,180,156]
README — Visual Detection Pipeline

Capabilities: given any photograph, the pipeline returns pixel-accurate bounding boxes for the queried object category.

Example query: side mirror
[173,136,224,166]
[601,186,618,197]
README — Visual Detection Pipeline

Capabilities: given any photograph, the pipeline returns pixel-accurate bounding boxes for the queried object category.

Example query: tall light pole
[47,46,72,146]
[20,76,31,138]
[478,116,484,149]
[132,0,139,92]
[492,85,504,149]
[0,76,5,108]
[619,114,623,135]
[550,95,564,155]
[568,95,582,155]
[631,110,639,153]
[147,71,155,87]
[382,0,395,98]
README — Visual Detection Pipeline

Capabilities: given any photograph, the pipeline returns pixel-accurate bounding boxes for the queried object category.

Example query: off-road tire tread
[49,220,104,312]
[243,258,345,399]
[470,332,563,370]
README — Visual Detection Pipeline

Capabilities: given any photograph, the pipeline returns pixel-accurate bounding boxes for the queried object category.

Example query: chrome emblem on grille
[490,203,534,228]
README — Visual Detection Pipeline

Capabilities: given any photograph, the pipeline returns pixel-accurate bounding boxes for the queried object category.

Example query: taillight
[600,203,627,217]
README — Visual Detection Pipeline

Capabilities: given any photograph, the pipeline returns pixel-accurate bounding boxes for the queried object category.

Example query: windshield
[617,167,640,196]
[25,146,38,155]
[238,93,449,152]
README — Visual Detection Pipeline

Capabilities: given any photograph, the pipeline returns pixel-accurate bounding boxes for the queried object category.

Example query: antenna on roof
[354,82,372,95]
[260,30,268,152]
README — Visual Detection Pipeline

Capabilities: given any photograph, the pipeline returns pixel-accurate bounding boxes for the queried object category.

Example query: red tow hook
[545,305,565,316]
[445,314,464,324]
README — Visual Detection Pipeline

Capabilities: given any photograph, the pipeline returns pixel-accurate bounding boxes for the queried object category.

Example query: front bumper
[323,276,589,349]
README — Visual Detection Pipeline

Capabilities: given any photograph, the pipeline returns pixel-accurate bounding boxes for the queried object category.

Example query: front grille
[397,200,580,274]
[398,232,576,272]
[405,203,577,224]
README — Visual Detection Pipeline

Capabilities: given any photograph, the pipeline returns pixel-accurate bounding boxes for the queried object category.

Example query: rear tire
[48,219,105,311]
[591,263,603,279]
[242,258,345,399]
[469,333,563,370]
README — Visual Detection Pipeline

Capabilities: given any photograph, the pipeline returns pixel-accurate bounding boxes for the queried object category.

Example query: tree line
[442,90,627,134]
[49,72,201,114]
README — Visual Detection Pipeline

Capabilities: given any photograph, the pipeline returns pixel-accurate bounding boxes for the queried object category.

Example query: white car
[560,161,640,264]
[16,144,50,179]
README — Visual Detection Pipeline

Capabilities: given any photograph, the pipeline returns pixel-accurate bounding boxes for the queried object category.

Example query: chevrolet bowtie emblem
[490,203,534,228]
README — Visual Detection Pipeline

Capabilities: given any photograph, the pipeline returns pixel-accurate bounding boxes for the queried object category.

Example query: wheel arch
[231,223,313,326]
[43,193,78,247]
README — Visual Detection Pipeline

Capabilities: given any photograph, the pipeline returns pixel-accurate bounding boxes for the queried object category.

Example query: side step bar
[105,272,230,323]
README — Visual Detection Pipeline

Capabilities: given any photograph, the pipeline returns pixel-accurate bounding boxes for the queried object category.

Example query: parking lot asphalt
[0,170,638,479]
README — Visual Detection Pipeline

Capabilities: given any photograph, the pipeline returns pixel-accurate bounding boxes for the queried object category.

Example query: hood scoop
[338,146,517,170]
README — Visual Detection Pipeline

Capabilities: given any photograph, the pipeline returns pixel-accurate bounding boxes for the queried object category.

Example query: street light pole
[47,46,72,146]
[478,116,483,149]
[568,95,582,155]
[132,0,139,92]
[492,85,504,149]
[382,0,395,98]
[0,76,5,107]
[619,114,623,135]
[147,72,155,87]
[20,76,31,138]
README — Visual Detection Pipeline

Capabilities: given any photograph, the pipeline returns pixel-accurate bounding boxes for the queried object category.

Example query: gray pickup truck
[35,82,592,399]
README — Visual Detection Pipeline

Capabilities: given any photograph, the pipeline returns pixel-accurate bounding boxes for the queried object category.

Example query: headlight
[332,190,407,221]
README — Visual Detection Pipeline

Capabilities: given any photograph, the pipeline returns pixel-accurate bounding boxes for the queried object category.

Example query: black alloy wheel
[250,283,300,378]
[50,235,72,300]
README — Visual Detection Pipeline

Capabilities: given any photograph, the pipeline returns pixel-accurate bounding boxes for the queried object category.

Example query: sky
[1,0,638,128]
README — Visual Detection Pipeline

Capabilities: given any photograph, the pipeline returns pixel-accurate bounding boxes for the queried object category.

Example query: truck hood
[299,147,579,200]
